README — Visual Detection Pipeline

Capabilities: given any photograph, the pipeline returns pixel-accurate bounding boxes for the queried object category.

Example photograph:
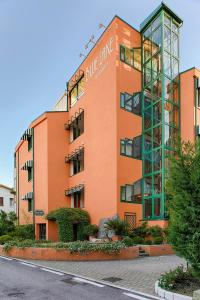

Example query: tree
[0,211,17,235]
[166,139,200,274]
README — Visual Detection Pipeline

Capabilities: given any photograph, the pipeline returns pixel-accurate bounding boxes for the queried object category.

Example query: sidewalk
[26,255,185,295]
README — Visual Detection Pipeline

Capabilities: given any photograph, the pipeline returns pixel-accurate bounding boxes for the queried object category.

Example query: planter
[0,245,139,261]
[155,281,192,300]
[140,244,174,256]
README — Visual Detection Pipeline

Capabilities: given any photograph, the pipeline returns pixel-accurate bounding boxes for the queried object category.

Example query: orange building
[15,3,200,240]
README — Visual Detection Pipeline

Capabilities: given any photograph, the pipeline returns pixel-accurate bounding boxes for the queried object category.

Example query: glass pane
[165,149,174,173]
[172,81,179,104]
[164,77,171,101]
[126,48,134,66]
[78,78,84,97]
[172,21,179,34]
[152,52,161,80]
[164,101,179,127]
[172,57,178,80]
[172,32,178,57]
[70,86,78,106]
[120,140,125,154]
[153,149,162,172]
[120,46,125,61]
[144,106,151,129]
[164,125,178,148]
[144,91,151,108]
[133,93,141,115]
[152,79,162,101]
[152,26,162,55]
[153,101,162,125]
[144,60,151,85]
[133,180,142,203]
[153,126,162,148]
[126,185,133,202]
[143,26,151,39]
[126,140,133,156]
[124,94,132,112]
[134,48,141,71]
[152,15,161,31]
[154,174,162,194]
[144,177,152,196]
[120,93,125,108]
[144,39,151,62]
[144,199,152,218]
[154,198,161,216]
[164,14,171,27]
[164,51,171,77]
[121,186,126,201]
[164,26,171,52]
[144,153,152,174]
[133,136,142,159]
[144,133,152,152]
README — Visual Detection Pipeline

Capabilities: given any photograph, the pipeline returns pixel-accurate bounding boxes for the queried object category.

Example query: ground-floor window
[124,212,136,230]
[39,224,46,240]
[71,190,84,208]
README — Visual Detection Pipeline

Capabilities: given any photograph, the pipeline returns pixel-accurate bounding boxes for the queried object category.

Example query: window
[132,136,142,160]
[120,139,133,157]
[144,199,152,219]
[69,76,84,107]
[120,185,133,203]
[0,197,3,206]
[70,151,84,176]
[120,45,141,71]
[10,198,14,207]
[70,112,84,142]
[28,167,33,182]
[120,92,142,116]
[28,199,33,212]
[73,191,82,208]
[133,180,142,203]
[28,136,32,151]
[196,78,200,107]
[124,213,136,230]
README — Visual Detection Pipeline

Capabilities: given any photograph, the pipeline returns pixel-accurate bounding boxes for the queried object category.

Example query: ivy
[47,208,90,242]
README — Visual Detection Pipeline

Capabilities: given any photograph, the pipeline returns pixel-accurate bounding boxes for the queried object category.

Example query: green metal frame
[141,8,181,221]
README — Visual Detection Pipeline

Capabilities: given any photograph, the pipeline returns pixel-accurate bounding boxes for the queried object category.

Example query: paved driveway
[27,255,185,295]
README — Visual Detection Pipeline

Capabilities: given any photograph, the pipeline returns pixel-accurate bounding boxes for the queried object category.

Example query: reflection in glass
[152,15,161,31]
[144,153,152,174]
[153,101,162,125]
[152,79,161,100]
[152,26,162,55]
[172,21,179,34]
[172,57,178,79]
[154,174,162,194]
[153,149,162,172]
[144,39,151,62]
[164,26,171,52]
[153,126,162,148]
[144,133,152,152]
[164,51,171,77]
[152,53,161,80]
[172,81,179,103]
[164,14,171,27]
[172,32,178,57]
[144,60,151,85]
[143,26,151,39]
[164,101,179,127]
[144,199,152,218]
[164,77,171,101]
[164,125,178,148]
[154,198,161,216]
[144,177,152,196]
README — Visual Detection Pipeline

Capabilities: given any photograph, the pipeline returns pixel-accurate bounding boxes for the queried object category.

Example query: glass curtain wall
[141,10,180,220]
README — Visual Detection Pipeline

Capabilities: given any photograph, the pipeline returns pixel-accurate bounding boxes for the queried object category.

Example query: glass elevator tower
[140,3,183,221]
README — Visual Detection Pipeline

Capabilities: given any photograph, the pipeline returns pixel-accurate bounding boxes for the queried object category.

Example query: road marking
[20,262,37,268]
[73,277,105,287]
[40,268,65,276]
[123,292,157,300]
[0,256,13,261]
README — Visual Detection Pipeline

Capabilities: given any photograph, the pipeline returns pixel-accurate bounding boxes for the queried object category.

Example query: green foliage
[130,222,149,238]
[47,208,90,242]
[83,224,99,237]
[2,239,126,254]
[132,236,145,244]
[148,226,163,238]
[166,140,200,273]
[105,219,129,236]
[153,236,163,245]
[122,236,135,247]
[14,225,35,240]
[144,240,152,245]
[159,265,200,291]
[0,235,12,244]
[0,211,17,235]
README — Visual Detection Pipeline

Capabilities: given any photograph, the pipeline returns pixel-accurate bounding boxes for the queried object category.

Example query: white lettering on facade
[85,36,114,81]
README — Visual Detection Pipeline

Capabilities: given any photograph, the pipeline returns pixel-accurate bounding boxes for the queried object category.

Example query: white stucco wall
[0,186,16,214]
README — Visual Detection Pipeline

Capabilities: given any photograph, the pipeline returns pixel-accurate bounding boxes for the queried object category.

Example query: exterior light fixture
[99,23,106,29]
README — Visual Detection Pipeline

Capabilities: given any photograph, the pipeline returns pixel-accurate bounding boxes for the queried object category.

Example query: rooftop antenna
[79,53,86,58]
[84,35,95,49]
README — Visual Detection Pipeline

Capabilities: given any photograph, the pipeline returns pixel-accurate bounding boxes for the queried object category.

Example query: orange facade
[15,11,200,240]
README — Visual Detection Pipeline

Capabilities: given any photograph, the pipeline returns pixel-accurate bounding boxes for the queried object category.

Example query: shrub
[0,235,12,244]
[130,222,149,238]
[159,265,200,291]
[14,225,35,240]
[0,211,17,235]
[122,236,135,247]
[83,224,98,237]
[47,208,90,242]
[144,240,152,245]
[153,236,163,245]
[132,236,145,244]
[148,226,163,238]
[105,219,129,236]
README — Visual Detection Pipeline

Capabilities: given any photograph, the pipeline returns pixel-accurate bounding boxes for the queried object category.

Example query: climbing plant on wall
[47,208,90,242]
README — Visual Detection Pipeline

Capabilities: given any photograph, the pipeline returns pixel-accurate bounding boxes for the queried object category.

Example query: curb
[155,281,192,300]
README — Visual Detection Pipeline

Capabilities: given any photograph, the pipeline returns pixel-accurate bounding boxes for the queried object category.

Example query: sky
[0,0,200,187]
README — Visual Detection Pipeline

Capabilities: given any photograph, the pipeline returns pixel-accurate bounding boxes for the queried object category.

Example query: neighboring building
[15,3,200,240]
[0,184,15,214]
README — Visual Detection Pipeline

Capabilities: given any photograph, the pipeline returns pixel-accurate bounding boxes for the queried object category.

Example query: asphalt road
[0,256,160,300]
